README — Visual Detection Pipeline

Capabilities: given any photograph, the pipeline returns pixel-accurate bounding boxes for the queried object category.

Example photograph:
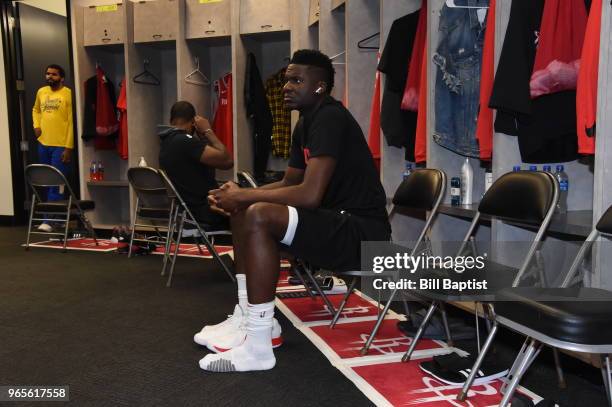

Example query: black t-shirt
[288,96,388,219]
[158,127,222,224]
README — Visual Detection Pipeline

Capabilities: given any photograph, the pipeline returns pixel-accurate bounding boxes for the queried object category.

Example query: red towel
[401,4,427,111]
[576,0,602,155]
[368,56,381,172]
[475,0,495,160]
[414,35,428,164]
[530,0,587,98]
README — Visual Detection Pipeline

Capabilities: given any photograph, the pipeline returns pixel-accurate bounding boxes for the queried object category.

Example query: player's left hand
[61,148,72,164]
[210,181,245,214]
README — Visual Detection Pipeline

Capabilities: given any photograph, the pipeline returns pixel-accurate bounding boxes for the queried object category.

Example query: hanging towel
[475,0,496,160]
[367,54,381,172]
[116,79,128,160]
[414,34,428,164]
[530,0,587,98]
[401,3,427,111]
[576,0,602,155]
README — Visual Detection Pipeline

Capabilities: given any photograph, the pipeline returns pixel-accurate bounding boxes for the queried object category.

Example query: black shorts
[281,208,391,271]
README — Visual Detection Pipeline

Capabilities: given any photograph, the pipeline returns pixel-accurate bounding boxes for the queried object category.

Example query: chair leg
[499,339,542,407]
[291,264,315,299]
[360,287,400,356]
[601,355,612,407]
[162,205,180,276]
[552,348,567,389]
[401,301,438,362]
[439,302,454,347]
[81,212,98,245]
[458,321,499,401]
[128,202,139,258]
[330,277,357,328]
[25,196,36,250]
[302,266,335,315]
[61,201,71,252]
[166,214,185,287]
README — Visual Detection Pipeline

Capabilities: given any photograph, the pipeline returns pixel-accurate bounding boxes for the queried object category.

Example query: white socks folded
[199,301,276,372]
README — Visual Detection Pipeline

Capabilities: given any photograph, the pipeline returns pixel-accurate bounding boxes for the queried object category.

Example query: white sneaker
[37,223,53,233]
[206,318,283,353]
[193,305,244,347]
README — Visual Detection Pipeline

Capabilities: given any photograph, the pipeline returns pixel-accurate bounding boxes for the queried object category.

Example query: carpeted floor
[0,226,608,406]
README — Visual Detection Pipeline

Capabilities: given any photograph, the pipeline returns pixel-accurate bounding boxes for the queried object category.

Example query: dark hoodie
[158,125,225,227]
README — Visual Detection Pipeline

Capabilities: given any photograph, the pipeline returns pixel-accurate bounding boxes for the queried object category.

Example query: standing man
[197,49,391,372]
[32,64,73,232]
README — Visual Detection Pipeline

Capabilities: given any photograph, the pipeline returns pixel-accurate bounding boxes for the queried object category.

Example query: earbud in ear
[315,86,324,94]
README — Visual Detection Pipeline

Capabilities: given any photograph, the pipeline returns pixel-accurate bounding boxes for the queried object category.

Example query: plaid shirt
[266,68,291,158]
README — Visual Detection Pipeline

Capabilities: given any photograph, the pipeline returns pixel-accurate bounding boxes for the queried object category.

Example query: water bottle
[555,165,568,213]
[484,168,493,193]
[529,165,538,171]
[90,161,97,181]
[451,177,461,206]
[513,165,521,172]
[542,165,552,173]
[138,156,148,167]
[461,158,474,205]
[97,160,105,181]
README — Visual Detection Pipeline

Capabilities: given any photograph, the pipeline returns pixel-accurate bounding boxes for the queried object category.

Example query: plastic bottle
[138,156,148,167]
[461,158,473,205]
[529,165,538,171]
[450,177,461,206]
[484,167,493,193]
[90,161,97,181]
[402,161,413,181]
[555,165,568,213]
[513,165,521,172]
[97,160,105,181]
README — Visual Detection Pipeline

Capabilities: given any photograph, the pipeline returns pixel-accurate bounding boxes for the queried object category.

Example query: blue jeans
[37,142,69,202]
[433,0,488,157]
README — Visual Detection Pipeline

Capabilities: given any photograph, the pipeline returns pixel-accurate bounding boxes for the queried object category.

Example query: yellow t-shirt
[32,86,74,149]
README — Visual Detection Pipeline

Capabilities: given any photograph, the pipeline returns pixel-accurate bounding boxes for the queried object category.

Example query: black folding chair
[25,164,97,251]
[158,169,234,286]
[459,205,612,407]
[293,169,447,341]
[341,169,447,352]
[402,170,559,362]
[127,167,176,274]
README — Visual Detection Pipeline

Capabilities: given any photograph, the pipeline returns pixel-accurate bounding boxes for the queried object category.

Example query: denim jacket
[433,0,488,157]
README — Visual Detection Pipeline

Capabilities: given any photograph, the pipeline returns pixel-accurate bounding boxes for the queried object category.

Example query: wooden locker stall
[179,0,233,181]
[71,0,130,229]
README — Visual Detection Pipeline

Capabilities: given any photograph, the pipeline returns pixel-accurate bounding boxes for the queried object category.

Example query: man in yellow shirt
[32,64,74,231]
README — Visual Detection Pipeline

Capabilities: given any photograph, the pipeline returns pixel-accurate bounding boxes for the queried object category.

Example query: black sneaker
[419,353,509,385]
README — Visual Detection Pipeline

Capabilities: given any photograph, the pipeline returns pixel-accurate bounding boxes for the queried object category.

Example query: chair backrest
[393,168,446,211]
[596,205,612,236]
[25,164,77,201]
[464,171,558,287]
[478,171,557,224]
[127,167,171,209]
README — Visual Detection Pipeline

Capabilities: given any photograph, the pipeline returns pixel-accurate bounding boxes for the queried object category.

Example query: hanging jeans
[433,0,488,158]
[37,142,68,202]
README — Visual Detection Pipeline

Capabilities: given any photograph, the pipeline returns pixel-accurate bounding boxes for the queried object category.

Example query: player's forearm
[237,184,321,209]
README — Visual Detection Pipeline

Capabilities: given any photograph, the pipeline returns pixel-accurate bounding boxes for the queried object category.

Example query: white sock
[236,274,248,312]
[199,301,276,372]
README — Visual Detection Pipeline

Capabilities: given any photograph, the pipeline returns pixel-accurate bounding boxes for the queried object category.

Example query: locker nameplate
[199,0,223,3]
[96,5,118,12]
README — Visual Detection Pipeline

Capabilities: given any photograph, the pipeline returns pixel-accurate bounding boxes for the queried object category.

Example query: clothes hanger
[445,0,489,9]
[133,59,160,86]
[184,57,210,86]
[357,32,379,50]
[330,50,346,65]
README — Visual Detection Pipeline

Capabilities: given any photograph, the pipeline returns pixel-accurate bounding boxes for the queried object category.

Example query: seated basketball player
[158,101,233,230]
[195,50,391,372]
